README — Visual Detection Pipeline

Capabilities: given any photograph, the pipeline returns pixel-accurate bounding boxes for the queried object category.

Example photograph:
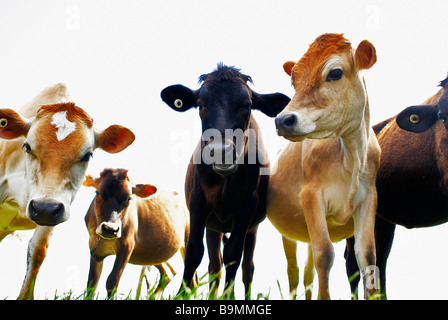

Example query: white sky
[1,0,448,300]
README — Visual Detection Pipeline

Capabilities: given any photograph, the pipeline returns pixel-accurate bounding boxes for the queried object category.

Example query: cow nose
[275,114,297,131]
[208,143,233,157]
[100,223,120,239]
[29,200,65,226]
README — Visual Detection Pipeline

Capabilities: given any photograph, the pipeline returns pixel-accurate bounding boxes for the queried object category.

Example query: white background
[1,0,448,300]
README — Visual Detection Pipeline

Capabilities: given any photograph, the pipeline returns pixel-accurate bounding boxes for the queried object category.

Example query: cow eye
[22,142,34,156]
[80,151,93,162]
[326,68,343,82]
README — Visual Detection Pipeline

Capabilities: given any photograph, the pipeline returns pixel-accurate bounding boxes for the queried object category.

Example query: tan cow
[0,84,135,299]
[267,34,381,299]
[83,168,189,298]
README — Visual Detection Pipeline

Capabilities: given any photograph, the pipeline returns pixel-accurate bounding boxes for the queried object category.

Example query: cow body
[161,64,290,298]
[84,168,189,298]
[346,78,448,298]
[0,84,135,299]
[267,34,380,299]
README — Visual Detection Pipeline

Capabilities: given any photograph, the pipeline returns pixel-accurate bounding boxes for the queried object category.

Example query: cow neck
[340,96,371,214]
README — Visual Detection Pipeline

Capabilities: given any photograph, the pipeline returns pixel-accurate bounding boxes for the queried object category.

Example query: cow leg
[282,235,299,299]
[136,266,149,299]
[106,245,133,299]
[242,225,257,300]
[304,243,315,300]
[180,202,206,294]
[165,260,176,276]
[179,245,198,287]
[344,236,360,299]
[222,198,256,299]
[222,231,245,298]
[353,190,378,299]
[206,229,223,297]
[181,231,204,294]
[86,256,103,299]
[153,263,173,297]
[301,189,333,300]
[374,215,396,299]
[17,226,54,300]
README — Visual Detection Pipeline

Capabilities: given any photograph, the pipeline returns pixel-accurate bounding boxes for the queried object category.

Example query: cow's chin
[212,163,237,176]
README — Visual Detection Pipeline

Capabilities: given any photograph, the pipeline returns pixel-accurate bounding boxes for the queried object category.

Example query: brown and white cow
[0,84,135,299]
[83,168,189,298]
[267,34,381,299]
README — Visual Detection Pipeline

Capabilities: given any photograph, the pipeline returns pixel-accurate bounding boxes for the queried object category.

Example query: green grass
[50,270,274,300]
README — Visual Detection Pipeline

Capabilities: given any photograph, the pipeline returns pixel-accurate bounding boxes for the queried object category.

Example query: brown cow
[345,75,448,299]
[83,168,189,298]
[268,34,380,299]
[0,84,135,299]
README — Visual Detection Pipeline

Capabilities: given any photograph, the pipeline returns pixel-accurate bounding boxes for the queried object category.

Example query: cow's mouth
[98,234,118,240]
[212,163,237,175]
[281,133,307,142]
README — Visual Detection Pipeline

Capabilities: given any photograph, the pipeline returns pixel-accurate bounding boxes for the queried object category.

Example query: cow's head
[0,103,135,226]
[83,168,156,239]
[275,33,377,141]
[160,63,290,175]
[396,76,448,132]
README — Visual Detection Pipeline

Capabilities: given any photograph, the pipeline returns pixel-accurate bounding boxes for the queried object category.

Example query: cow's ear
[251,91,291,117]
[355,40,377,70]
[95,125,135,153]
[161,84,198,112]
[0,108,30,139]
[396,104,439,133]
[132,184,157,198]
[83,175,99,188]
[283,61,296,76]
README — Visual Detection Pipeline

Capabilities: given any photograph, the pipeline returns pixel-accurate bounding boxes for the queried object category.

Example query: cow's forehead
[97,169,131,199]
[200,78,251,102]
[28,102,95,156]
[292,34,353,93]
[35,102,93,128]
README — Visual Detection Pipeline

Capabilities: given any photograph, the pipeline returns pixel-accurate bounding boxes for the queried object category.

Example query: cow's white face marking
[51,111,76,141]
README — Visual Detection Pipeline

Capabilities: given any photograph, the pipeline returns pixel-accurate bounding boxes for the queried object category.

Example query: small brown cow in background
[83,168,189,298]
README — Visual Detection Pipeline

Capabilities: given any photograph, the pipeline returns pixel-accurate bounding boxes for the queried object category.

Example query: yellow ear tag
[409,114,420,124]
[174,99,183,109]
[0,118,8,128]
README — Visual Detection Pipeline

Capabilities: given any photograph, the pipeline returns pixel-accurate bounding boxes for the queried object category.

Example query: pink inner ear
[143,185,157,197]
[97,125,135,154]
[283,61,296,76]
[355,40,377,70]
[134,184,157,198]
